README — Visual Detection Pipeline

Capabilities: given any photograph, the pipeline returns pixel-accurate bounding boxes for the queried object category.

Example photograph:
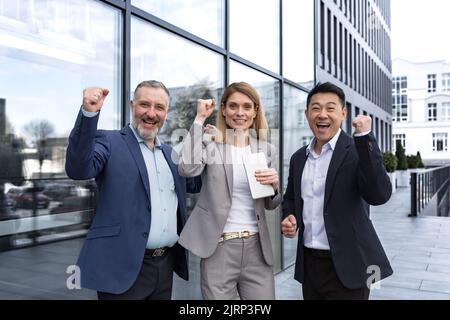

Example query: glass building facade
[0,0,391,298]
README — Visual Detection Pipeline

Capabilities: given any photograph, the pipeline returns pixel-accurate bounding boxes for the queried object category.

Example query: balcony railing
[410,166,450,217]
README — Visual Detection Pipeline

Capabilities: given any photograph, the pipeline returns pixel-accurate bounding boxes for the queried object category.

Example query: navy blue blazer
[65,110,201,294]
[282,131,393,289]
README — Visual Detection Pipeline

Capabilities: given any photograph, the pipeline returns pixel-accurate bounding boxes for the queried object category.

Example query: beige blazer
[178,123,282,266]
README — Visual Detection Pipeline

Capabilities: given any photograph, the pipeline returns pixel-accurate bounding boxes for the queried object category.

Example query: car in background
[12,187,50,209]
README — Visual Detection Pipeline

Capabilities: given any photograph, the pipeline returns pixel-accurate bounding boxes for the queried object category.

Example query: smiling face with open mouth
[130,86,169,144]
[305,92,347,151]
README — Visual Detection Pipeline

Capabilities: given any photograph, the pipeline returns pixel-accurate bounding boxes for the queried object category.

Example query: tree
[395,142,408,170]
[416,151,425,168]
[383,151,397,173]
[23,119,55,176]
[163,81,218,143]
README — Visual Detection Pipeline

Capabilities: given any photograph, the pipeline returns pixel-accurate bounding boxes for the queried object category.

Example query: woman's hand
[195,98,216,124]
[255,168,279,192]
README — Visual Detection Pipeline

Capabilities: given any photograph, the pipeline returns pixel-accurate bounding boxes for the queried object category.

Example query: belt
[304,246,331,259]
[218,231,258,243]
[145,247,169,258]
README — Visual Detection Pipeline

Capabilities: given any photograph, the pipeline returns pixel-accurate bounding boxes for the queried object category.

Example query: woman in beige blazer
[178,82,282,300]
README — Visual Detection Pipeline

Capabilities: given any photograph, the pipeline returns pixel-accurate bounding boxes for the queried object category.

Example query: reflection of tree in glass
[164,81,218,137]
[23,119,55,177]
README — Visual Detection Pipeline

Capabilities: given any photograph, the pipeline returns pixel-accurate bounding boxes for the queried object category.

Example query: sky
[391,0,450,63]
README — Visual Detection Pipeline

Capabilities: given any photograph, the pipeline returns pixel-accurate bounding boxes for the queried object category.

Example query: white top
[301,129,341,250]
[223,145,258,233]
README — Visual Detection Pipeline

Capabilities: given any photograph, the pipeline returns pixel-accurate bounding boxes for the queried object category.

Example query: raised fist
[352,115,372,134]
[195,98,216,123]
[82,87,110,113]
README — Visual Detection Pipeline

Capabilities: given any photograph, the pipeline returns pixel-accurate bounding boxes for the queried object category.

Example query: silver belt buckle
[152,248,165,257]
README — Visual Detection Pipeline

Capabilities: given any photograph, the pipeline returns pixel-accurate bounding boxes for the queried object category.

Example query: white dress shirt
[301,129,370,250]
[301,129,342,250]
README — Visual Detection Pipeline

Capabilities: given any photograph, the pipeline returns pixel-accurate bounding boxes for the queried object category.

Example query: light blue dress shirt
[129,125,179,249]
[80,107,179,249]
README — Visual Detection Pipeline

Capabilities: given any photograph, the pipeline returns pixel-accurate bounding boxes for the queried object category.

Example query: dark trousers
[302,246,370,300]
[98,248,175,300]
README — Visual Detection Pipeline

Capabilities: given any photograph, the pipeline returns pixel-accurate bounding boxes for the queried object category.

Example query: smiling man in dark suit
[281,82,393,300]
[66,80,201,300]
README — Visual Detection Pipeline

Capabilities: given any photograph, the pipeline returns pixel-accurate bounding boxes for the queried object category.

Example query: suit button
[147,205,151,211]
[256,215,260,220]
[142,232,148,238]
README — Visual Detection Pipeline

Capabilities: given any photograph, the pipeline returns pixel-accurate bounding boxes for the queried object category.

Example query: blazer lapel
[216,142,233,198]
[161,144,183,201]
[295,148,307,206]
[324,131,352,209]
[120,126,151,204]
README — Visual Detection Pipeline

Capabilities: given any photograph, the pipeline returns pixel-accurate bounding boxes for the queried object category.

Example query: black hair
[306,82,345,108]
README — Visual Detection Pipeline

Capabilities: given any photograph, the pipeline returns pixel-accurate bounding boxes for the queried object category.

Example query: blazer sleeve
[282,153,297,220]
[186,176,202,194]
[264,143,282,210]
[354,132,392,205]
[178,122,208,177]
[65,109,110,180]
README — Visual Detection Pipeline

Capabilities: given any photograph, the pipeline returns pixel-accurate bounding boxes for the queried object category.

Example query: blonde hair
[214,82,268,143]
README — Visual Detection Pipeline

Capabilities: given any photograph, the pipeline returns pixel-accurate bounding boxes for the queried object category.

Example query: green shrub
[383,151,398,173]
[395,142,408,170]
[407,155,419,169]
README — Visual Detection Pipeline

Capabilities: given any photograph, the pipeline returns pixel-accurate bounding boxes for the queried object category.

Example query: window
[297,109,308,126]
[428,103,437,121]
[0,0,122,247]
[282,84,308,267]
[433,133,448,152]
[392,76,408,122]
[131,17,224,138]
[439,102,450,121]
[282,0,314,87]
[443,73,450,92]
[301,136,314,147]
[132,0,225,47]
[392,134,405,153]
[427,74,436,93]
[230,0,279,72]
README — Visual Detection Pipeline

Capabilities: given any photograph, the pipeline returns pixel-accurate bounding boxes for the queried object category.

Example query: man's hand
[281,214,297,238]
[82,87,109,113]
[195,99,216,124]
[352,115,372,134]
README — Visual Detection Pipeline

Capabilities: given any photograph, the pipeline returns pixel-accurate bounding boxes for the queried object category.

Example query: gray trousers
[200,234,275,300]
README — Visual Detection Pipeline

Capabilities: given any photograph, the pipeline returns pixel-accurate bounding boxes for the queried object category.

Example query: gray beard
[133,122,159,142]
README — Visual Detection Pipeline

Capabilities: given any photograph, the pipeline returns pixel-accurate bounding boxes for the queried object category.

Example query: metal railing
[410,166,450,217]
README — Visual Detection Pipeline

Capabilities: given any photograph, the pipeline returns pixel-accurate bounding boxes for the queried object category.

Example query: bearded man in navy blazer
[281,82,393,300]
[66,80,201,300]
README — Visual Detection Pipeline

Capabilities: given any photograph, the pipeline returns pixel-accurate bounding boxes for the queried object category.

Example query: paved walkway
[1,186,450,299]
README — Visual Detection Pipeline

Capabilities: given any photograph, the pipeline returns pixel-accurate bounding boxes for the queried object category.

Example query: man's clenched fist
[352,115,372,134]
[82,87,110,113]
[281,214,297,238]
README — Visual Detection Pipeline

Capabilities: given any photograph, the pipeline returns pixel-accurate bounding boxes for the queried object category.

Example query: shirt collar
[129,123,162,148]
[306,128,342,157]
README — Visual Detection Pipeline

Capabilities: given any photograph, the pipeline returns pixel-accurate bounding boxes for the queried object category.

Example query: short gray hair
[133,80,170,100]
